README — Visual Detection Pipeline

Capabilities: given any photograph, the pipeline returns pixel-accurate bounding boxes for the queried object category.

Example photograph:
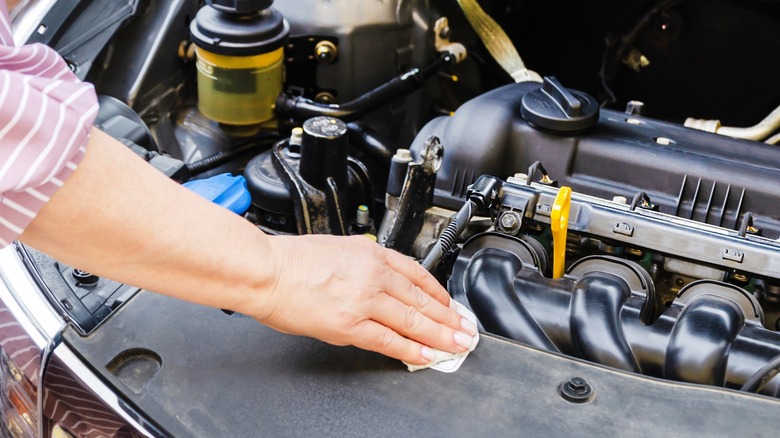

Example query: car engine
[8,1,780,433]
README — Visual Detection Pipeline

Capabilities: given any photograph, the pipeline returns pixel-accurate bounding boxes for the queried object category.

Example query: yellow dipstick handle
[551,186,572,279]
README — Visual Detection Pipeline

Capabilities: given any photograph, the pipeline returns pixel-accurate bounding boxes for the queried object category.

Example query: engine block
[397,79,780,396]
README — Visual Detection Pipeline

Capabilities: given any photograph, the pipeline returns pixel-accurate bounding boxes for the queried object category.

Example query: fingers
[370,292,473,355]
[350,319,435,365]
[381,248,468,335]
[382,269,465,334]
[258,235,478,364]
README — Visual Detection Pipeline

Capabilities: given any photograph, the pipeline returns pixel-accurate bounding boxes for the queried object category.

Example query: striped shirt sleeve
[0,3,98,246]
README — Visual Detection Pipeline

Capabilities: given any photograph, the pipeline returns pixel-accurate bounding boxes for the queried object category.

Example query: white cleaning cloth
[404,300,479,373]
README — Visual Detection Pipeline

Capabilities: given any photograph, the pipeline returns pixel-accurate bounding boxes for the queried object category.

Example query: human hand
[16,127,474,366]
[248,234,477,365]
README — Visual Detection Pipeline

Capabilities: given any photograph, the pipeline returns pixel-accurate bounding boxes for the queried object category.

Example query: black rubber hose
[421,200,474,271]
[740,353,780,394]
[276,54,454,122]
[186,137,279,176]
[346,122,397,166]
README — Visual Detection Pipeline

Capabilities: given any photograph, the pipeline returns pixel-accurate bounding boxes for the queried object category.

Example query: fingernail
[421,346,437,362]
[461,317,477,336]
[454,331,473,349]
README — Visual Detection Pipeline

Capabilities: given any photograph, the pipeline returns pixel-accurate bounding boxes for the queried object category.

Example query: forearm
[20,128,277,315]
[20,127,473,365]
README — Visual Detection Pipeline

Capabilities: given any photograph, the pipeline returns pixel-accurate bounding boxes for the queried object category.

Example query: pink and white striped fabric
[0,0,97,246]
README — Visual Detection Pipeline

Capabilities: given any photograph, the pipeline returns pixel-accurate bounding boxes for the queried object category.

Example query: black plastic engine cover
[63,291,780,436]
[411,82,780,238]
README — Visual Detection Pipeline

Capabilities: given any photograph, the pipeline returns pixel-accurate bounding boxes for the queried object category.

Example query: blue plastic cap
[183,173,252,215]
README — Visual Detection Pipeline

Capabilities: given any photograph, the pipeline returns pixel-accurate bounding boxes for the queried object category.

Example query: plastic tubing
[186,137,279,176]
[685,104,780,141]
[764,132,780,145]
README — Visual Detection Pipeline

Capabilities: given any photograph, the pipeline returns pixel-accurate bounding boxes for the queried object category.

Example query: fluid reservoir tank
[190,0,289,131]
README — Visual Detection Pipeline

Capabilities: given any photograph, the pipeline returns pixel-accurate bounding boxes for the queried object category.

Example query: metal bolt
[422,136,444,172]
[314,40,338,64]
[498,211,522,235]
[559,377,595,403]
[570,378,586,391]
[314,91,336,104]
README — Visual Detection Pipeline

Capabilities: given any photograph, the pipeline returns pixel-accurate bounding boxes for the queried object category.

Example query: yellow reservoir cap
[195,46,284,126]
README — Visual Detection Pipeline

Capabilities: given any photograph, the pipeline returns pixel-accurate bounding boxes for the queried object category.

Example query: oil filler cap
[521,76,599,133]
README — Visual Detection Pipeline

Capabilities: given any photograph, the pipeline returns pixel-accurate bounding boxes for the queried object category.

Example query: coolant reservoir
[190,0,289,131]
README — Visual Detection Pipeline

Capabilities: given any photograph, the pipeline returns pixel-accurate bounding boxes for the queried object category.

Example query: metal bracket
[383,136,443,253]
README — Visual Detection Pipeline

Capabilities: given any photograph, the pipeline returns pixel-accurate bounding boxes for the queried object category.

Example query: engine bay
[19,0,780,405]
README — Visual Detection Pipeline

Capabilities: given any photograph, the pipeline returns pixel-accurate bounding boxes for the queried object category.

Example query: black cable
[738,212,754,237]
[630,191,651,211]
[420,175,502,271]
[421,200,475,271]
[526,161,549,186]
[740,353,780,394]
[185,137,280,176]
[276,53,455,122]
